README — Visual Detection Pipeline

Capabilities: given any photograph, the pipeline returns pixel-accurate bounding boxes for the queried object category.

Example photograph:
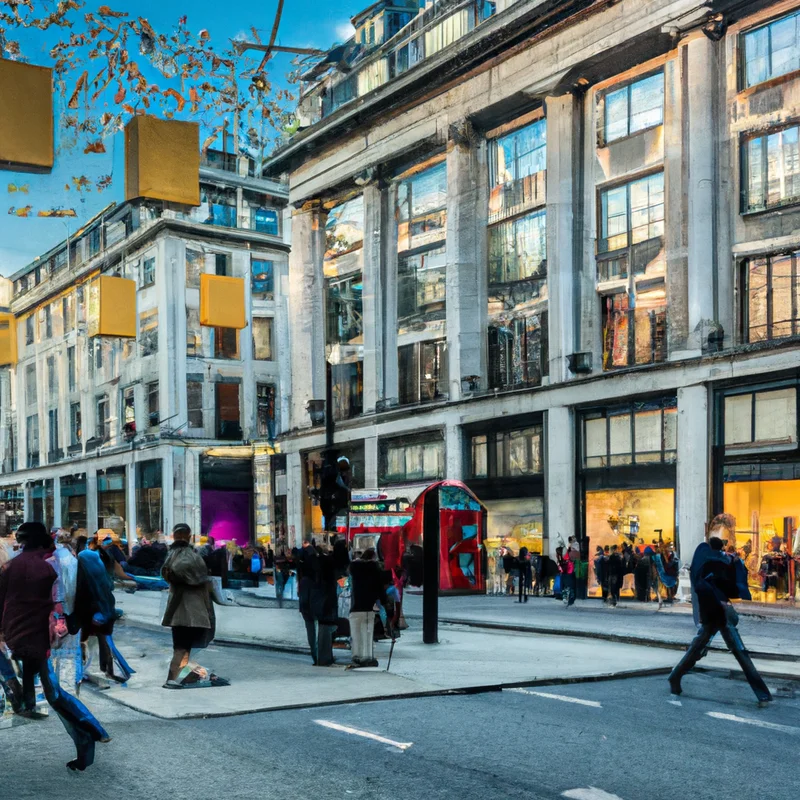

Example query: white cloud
[335,21,356,42]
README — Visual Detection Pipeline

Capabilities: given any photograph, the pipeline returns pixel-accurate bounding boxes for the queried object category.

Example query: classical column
[445,121,487,401]
[677,384,710,562]
[546,406,576,559]
[254,450,273,542]
[288,201,327,431]
[364,434,379,487]
[545,93,580,383]
[86,466,97,533]
[286,450,304,548]
[382,183,400,406]
[362,182,384,414]
[52,475,62,528]
[445,422,464,481]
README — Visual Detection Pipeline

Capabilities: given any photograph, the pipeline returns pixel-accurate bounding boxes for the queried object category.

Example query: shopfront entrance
[579,398,678,599]
[200,455,253,548]
[60,473,87,530]
[0,485,24,536]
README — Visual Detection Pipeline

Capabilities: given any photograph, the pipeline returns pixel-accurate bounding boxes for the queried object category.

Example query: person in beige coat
[161,523,228,689]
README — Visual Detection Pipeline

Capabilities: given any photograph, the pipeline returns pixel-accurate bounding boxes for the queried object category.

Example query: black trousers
[669,623,772,702]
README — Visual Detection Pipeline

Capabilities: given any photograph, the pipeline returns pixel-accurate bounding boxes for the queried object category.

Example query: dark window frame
[740,251,800,343]
[599,70,665,146]
[741,9,800,90]
[741,122,800,214]
[378,430,445,485]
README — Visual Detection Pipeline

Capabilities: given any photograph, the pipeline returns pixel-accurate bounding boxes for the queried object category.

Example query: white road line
[562,788,625,800]
[505,688,602,708]
[314,719,413,750]
[706,712,800,735]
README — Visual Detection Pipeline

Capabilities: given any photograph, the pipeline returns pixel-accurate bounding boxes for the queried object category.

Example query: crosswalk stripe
[706,712,800,735]
[562,787,624,800]
[314,719,413,750]
[505,688,602,708]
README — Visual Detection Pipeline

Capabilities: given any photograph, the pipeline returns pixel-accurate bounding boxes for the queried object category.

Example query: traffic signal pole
[422,487,440,644]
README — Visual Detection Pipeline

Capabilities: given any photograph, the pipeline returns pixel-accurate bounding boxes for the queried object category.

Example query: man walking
[606,545,623,607]
[295,534,337,666]
[669,536,772,705]
[349,548,387,667]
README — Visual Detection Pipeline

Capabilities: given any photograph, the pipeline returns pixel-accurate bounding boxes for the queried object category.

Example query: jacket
[0,548,57,660]
[296,545,338,623]
[349,558,388,613]
[161,541,214,630]
[73,548,117,635]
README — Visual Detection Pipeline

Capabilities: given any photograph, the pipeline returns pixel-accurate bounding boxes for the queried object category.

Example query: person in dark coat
[349,548,388,667]
[593,546,607,602]
[606,545,623,607]
[517,547,532,603]
[634,547,652,601]
[669,537,772,704]
[0,521,109,770]
[295,534,337,666]
[124,533,168,576]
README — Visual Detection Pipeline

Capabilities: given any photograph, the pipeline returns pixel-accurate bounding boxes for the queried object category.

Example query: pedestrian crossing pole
[422,487,440,644]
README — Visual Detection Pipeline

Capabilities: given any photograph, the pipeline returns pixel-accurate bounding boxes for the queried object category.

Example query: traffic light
[319,454,351,532]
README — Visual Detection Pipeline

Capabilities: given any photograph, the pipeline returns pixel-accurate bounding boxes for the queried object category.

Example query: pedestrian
[348,548,388,667]
[621,542,636,597]
[161,523,228,689]
[502,547,517,596]
[593,546,606,602]
[0,522,110,770]
[295,534,338,667]
[606,545,623,607]
[669,536,772,706]
[634,546,651,601]
[517,547,532,603]
[273,539,292,608]
[557,546,576,607]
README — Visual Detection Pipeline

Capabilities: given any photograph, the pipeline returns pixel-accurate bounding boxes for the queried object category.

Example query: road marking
[562,788,624,800]
[314,719,413,750]
[506,688,602,708]
[706,712,800,735]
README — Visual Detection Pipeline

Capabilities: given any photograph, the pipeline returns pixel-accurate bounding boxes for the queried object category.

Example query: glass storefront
[136,459,163,536]
[484,498,545,554]
[31,479,54,529]
[97,466,126,537]
[61,473,87,530]
[0,486,24,536]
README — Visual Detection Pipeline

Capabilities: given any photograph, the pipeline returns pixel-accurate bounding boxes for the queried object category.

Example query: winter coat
[606,553,623,581]
[0,548,57,660]
[349,558,388,613]
[73,549,117,635]
[127,541,168,573]
[296,545,338,623]
[161,541,214,630]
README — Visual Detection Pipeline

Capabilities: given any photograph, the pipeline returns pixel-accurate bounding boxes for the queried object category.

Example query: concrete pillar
[685,34,718,347]
[288,202,327,430]
[445,423,464,481]
[23,481,31,522]
[176,448,201,537]
[546,406,575,559]
[52,475,62,528]
[546,93,579,384]
[364,435,379,487]
[382,184,400,406]
[286,450,303,548]
[362,182,384,414]
[254,451,273,541]
[446,122,487,401]
[162,446,174,539]
[125,461,136,550]
[86,466,97,532]
[677,383,710,562]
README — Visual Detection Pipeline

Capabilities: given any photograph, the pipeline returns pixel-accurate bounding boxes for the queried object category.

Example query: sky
[0,0,365,277]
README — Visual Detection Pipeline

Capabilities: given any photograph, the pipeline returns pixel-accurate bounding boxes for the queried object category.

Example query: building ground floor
[278,345,800,604]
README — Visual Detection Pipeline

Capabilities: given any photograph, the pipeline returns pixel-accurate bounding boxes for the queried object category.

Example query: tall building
[0,150,289,545]
[265,0,800,603]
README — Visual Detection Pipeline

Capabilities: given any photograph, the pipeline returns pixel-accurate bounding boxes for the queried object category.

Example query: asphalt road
[3,651,798,800]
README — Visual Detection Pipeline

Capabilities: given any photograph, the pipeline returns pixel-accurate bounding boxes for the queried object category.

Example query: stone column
[677,383,710,561]
[546,406,576,559]
[286,450,304,548]
[362,182,384,414]
[288,202,327,431]
[685,34,718,349]
[382,184,400,406]
[23,480,31,522]
[52,475,62,528]
[161,446,174,539]
[445,422,464,481]
[546,93,579,384]
[125,461,137,550]
[364,434,379,487]
[86,466,97,533]
[445,122,487,401]
[254,450,273,542]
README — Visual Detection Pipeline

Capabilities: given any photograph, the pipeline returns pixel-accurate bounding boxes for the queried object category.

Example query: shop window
[147,381,159,427]
[187,308,203,356]
[488,210,546,284]
[256,383,276,439]
[743,125,800,213]
[251,259,274,299]
[398,339,448,405]
[122,385,136,436]
[253,317,274,360]
[186,248,203,288]
[742,252,800,342]
[67,346,76,392]
[139,309,158,356]
[141,256,156,287]
[60,474,86,529]
[602,286,667,370]
[327,274,363,345]
[396,161,447,254]
[489,118,546,223]
[187,380,204,429]
[96,467,125,533]
[215,381,241,440]
[380,433,444,484]
[743,9,800,89]
[47,409,59,459]
[582,400,677,468]
[214,327,239,359]
[332,361,363,421]
[70,402,82,447]
[598,172,664,255]
[26,413,39,468]
[488,311,548,389]
[25,363,36,407]
[25,316,34,346]
[397,247,446,323]
[136,459,163,536]
[724,387,798,452]
[602,72,664,144]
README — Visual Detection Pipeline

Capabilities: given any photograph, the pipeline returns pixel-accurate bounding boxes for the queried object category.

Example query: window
[186,248,203,288]
[469,425,544,479]
[70,402,82,447]
[582,399,677,468]
[94,338,103,370]
[251,259,274,299]
[358,58,388,95]
[26,414,39,468]
[256,383,276,439]
[603,72,664,144]
[136,459,163,535]
[743,10,800,88]
[200,184,237,227]
[25,363,36,407]
[424,8,471,56]
[147,381,159,427]
[325,196,364,273]
[397,161,447,253]
[471,435,488,478]
[743,125,800,213]
[242,191,280,235]
[398,339,448,405]
[398,247,446,322]
[186,308,203,357]
[187,380,204,429]
[48,408,59,457]
[44,305,52,339]
[139,309,158,356]
[122,386,136,435]
[46,355,57,399]
[25,316,34,346]
[381,434,445,484]
[724,387,797,452]
[67,346,76,393]
[332,361,363,421]
[213,327,239,359]
[488,210,547,284]
[96,395,110,441]
[253,318,274,360]
[599,172,664,254]
[215,382,241,440]
[214,253,231,277]
[489,118,546,223]
[141,256,156,287]
[488,312,548,389]
[327,274,363,345]
[602,287,667,369]
[743,252,800,342]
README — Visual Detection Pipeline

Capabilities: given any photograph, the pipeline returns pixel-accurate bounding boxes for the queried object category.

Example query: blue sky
[1,1,365,277]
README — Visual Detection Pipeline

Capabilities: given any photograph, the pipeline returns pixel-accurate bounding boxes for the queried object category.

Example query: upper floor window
[380,432,445,484]
[25,363,37,407]
[397,247,446,323]
[743,124,800,213]
[603,72,664,144]
[252,259,274,299]
[253,317,274,360]
[469,425,544,480]
[147,381,159,428]
[327,274,363,346]
[397,161,447,253]
[602,287,666,370]
[599,172,664,254]
[256,383,276,439]
[488,209,546,284]
[742,252,800,343]
[214,327,239,360]
[724,386,797,453]
[67,346,76,393]
[743,10,800,88]
[96,394,111,441]
[186,248,203,288]
[141,256,156,287]
[398,339,448,406]
[25,316,34,346]
[139,309,158,356]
